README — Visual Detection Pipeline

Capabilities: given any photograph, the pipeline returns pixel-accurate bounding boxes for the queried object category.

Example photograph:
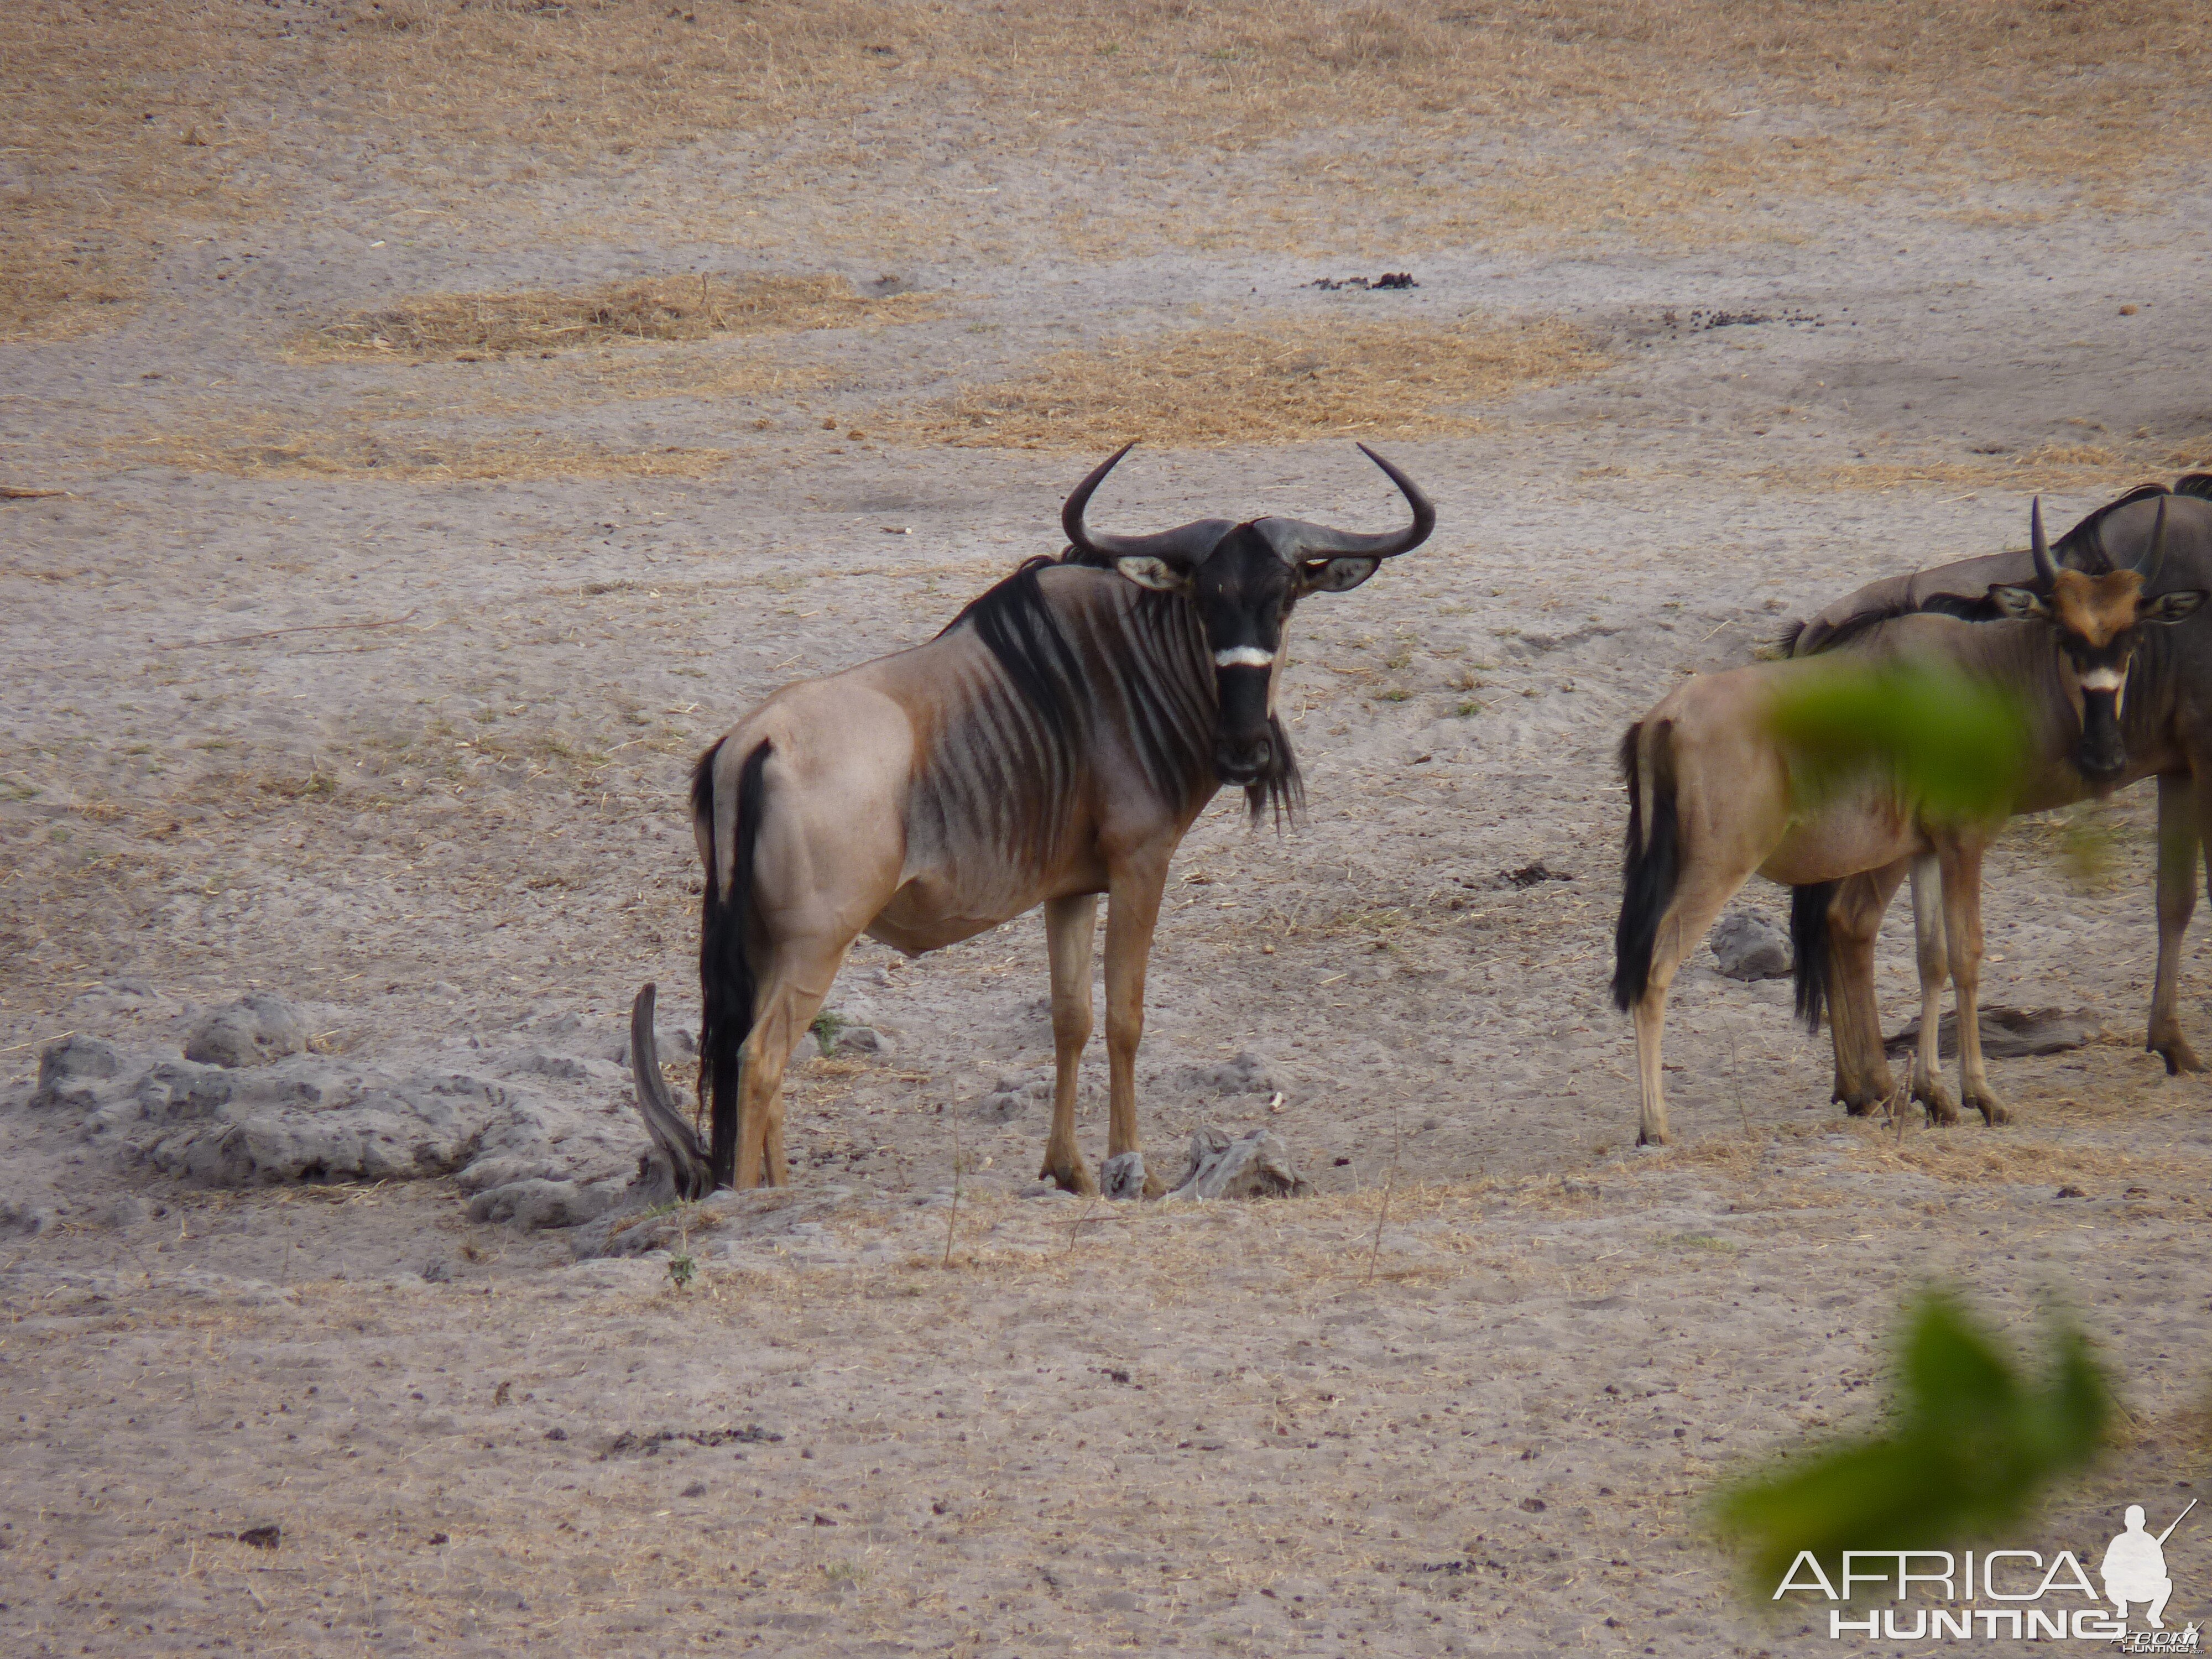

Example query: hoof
[1833,1072,1897,1114]
[1912,1081,1961,1128]
[1100,1151,1147,1201]
[1966,1089,2011,1127]
[1635,1126,1667,1148]
[1040,1156,1096,1197]
[2152,1035,2204,1076]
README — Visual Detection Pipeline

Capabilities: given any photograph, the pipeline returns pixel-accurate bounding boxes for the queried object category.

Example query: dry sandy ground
[6,3,2212,1653]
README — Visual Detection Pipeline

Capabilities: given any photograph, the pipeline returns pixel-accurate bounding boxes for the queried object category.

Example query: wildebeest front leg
[1936,839,2008,1126]
[1102,862,1170,1198]
[1907,854,1960,1125]
[1825,864,1906,1114]
[2148,771,2204,1074]
[1040,893,1099,1196]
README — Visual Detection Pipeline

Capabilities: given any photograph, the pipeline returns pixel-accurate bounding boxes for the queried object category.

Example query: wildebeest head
[1062,442,1434,788]
[1989,497,2206,782]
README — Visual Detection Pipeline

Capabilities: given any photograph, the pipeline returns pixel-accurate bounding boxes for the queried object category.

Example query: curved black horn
[1061,442,1236,565]
[2132,497,2169,586]
[2030,497,2059,587]
[1250,444,1436,564]
[628,982,712,1200]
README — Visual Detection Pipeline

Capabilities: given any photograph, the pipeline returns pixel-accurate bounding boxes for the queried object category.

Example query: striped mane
[937,555,1301,825]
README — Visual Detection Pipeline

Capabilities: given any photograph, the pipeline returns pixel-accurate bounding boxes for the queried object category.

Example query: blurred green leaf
[1767,660,2033,820]
[1712,1291,2113,1594]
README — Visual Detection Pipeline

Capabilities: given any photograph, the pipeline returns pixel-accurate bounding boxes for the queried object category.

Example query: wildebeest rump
[630,445,1434,1196]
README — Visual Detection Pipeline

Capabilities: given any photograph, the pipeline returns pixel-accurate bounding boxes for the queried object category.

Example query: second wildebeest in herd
[630,444,1433,1197]
[1792,478,2212,1109]
[1614,484,2212,1146]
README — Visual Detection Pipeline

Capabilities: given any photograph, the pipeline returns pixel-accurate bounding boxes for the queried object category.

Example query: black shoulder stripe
[938,556,1088,737]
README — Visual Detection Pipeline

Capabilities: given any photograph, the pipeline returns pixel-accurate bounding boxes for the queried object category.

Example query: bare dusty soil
[5,3,2212,1654]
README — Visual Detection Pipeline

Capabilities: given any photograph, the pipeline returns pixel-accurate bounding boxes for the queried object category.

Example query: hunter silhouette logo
[2103,1502,2190,1629]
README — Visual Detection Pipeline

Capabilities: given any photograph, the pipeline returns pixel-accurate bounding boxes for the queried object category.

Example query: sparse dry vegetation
[119,416,728,482]
[1763,437,2212,494]
[9,3,2212,1654]
[888,316,1609,448]
[7,0,2209,337]
[298,273,937,362]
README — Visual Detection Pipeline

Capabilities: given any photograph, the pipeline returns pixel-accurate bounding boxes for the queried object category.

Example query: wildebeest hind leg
[2148,771,2204,1073]
[736,935,855,1188]
[1632,864,1754,1146]
[1040,894,1099,1195]
[1825,864,1905,1114]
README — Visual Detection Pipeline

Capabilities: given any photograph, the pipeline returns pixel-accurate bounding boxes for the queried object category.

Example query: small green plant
[1667,1232,1738,1253]
[1455,699,1484,718]
[1378,687,1411,703]
[667,1213,697,1291]
[810,1009,847,1055]
[1713,1291,2112,1594]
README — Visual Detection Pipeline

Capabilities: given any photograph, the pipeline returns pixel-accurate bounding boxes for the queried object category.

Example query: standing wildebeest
[629,444,1434,1196]
[1791,478,2212,1119]
[1610,495,2206,1145]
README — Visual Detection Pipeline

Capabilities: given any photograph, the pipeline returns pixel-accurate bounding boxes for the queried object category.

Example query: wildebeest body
[632,446,1432,1196]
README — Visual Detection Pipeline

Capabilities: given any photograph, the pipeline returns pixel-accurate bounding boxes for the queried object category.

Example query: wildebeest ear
[1113,555,1192,593]
[1296,557,1380,594]
[2142,589,2208,625]
[1987,585,2051,621]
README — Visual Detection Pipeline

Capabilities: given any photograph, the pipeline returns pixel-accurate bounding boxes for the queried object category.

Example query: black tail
[1611,721,1680,1013]
[1791,880,1838,1034]
[695,737,770,1191]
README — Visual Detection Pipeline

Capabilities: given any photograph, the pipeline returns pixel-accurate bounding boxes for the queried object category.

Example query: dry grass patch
[889,316,1608,450]
[0,2,265,338]
[1857,1134,2201,1190]
[297,273,937,363]
[122,416,727,483]
[1759,440,2212,495]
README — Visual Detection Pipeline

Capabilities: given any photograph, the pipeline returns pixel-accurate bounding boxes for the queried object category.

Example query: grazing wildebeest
[629,443,1433,1196]
[1610,495,2206,1145]
[1792,479,2212,1119]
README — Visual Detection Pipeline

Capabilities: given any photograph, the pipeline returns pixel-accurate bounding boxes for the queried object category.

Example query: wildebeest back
[1793,484,2212,658]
